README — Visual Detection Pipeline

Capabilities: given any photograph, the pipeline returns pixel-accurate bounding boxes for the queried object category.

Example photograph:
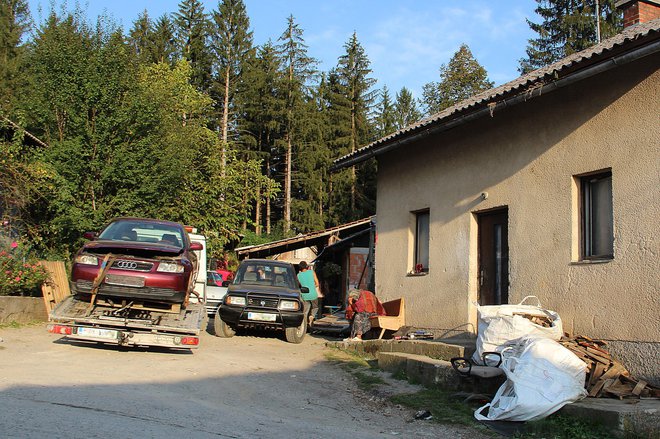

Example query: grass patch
[391,368,408,381]
[517,414,619,439]
[325,348,386,390]
[391,388,480,427]
[0,320,42,329]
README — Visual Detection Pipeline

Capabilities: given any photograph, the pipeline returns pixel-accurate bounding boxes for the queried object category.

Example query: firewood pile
[513,312,553,327]
[560,336,659,399]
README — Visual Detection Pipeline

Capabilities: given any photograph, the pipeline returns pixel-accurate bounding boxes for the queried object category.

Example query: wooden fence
[39,261,70,314]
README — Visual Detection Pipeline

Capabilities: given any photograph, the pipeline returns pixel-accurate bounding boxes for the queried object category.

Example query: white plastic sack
[474,336,587,422]
[473,296,563,365]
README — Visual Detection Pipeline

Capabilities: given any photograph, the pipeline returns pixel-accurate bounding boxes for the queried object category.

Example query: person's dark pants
[303,299,319,324]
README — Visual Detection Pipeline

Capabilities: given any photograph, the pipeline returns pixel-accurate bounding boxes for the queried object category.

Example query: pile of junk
[449,296,659,423]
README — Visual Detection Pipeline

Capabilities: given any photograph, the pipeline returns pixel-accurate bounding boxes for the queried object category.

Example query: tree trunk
[221,67,230,177]
[255,183,261,236]
[266,156,271,235]
[350,103,356,213]
[284,134,292,233]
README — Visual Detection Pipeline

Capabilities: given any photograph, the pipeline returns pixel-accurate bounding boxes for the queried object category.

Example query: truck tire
[213,312,235,338]
[285,318,306,344]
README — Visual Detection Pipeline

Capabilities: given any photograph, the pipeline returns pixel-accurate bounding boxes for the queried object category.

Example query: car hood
[82,240,184,257]
[227,284,301,299]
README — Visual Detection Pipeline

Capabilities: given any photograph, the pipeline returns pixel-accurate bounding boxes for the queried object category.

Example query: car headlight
[157,262,184,273]
[75,254,99,265]
[225,296,246,306]
[279,300,300,311]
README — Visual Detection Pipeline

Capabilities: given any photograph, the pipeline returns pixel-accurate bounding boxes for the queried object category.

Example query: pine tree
[149,15,176,64]
[422,44,493,115]
[174,0,212,91]
[128,10,152,63]
[0,0,30,114]
[210,0,253,177]
[328,32,377,222]
[394,87,421,129]
[241,41,284,235]
[276,15,317,233]
[374,86,396,138]
[520,0,622,73]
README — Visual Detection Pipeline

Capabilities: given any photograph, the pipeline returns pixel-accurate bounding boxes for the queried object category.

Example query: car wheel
[285,317,307,344]
[213,312,235,338]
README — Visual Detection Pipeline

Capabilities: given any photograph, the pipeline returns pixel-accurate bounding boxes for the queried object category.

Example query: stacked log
[559,336,659,399]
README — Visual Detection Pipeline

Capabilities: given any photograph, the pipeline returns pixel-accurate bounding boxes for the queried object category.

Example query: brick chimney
[615,0,660,27]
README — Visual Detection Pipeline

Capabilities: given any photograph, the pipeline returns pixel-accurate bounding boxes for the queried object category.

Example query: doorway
[477,208,509,305]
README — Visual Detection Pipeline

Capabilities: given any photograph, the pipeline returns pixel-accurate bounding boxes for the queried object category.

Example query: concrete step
[327,338,466,360]
[378,351,460,389]
[560,398,660,438]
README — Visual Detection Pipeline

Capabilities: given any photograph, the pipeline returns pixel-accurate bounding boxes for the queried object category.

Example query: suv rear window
[234,262,295,289]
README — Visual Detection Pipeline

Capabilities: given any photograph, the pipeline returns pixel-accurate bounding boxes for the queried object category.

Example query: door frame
[476,207,509,306]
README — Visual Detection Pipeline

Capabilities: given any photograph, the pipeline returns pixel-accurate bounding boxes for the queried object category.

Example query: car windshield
[234,262,296,289]
[98,220,184,249]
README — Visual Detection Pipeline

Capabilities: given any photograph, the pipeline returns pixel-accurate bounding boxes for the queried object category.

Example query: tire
[213,312,235,338]
[285,317,307,344]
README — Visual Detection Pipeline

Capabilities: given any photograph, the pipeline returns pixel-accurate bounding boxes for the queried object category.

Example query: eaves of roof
[235,216,374,259]
[332,19,660,171]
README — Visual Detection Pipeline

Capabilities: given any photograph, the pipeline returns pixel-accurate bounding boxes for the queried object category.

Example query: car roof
[239,259,292,267]
[108,217,185,229]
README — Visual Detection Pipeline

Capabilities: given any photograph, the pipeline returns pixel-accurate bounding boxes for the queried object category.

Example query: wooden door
[478,208,509,305]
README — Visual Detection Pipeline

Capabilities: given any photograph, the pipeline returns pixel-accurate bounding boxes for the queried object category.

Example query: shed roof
[333,19,660,170]
[235,217,374,260]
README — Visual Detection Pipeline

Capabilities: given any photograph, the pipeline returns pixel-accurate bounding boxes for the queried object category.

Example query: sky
[26,0,540,99]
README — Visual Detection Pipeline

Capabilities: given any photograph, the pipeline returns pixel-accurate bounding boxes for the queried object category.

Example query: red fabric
[346,290,385,320]
[216,269,234,281]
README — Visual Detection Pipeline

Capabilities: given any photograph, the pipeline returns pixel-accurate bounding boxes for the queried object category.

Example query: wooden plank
[40,261,71,314]
[588,379,608,397]
[588,362,606,387]
[632,380,647,396]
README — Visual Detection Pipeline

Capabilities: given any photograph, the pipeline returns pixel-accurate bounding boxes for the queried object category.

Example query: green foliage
[520,0,622,73]
[0,242,49,296]
[422,44,494,115]
[374,86,396,138]
[394,87,422,129]
[327,32,378,223]
[0,0,30,113]
[174,0,212,91]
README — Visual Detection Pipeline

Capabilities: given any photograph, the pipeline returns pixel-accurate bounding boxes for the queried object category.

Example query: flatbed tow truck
[48,296,205,349]
[47,218,208,349]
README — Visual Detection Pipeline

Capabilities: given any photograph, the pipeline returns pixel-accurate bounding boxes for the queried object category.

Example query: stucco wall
[374,56,659,381]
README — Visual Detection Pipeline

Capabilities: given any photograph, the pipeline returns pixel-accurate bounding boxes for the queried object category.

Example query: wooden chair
[370,297,405,339]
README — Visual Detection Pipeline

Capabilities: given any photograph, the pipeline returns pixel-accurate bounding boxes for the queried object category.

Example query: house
[333,6,660,384]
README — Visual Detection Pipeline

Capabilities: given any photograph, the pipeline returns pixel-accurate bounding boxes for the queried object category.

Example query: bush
[0,243,50,296]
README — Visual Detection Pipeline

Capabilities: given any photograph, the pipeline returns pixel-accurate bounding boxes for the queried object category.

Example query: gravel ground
[0,323,488,439]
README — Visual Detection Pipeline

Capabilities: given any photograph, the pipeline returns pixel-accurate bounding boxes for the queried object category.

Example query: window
[582,171,613,259]
[414,210,430,272]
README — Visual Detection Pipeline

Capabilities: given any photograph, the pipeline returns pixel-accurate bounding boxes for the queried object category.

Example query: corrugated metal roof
[333,19,660,169]
[235,216,374,258]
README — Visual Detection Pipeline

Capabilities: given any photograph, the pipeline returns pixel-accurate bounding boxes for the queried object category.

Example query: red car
[70,218,202,305]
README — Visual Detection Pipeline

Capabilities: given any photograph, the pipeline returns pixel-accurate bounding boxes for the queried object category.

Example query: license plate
[247,312,277,322]
[104,274,145,288]
[76,327,119,340]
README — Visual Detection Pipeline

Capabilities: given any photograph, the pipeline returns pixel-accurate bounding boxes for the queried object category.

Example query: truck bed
[48,296,206,348]
[51,296,204,334]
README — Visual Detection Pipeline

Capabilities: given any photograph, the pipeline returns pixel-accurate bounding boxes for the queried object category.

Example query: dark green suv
[214,259,308,343]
